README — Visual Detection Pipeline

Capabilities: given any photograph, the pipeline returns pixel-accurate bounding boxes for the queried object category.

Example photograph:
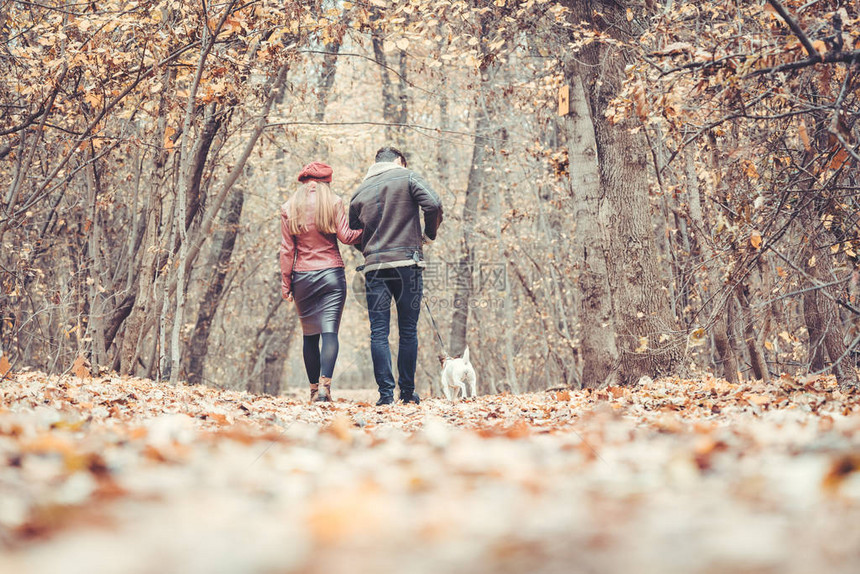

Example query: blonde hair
[285,181,341,235]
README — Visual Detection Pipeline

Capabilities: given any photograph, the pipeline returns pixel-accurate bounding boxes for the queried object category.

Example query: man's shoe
[400,392,420,405]
[376,396,394,406]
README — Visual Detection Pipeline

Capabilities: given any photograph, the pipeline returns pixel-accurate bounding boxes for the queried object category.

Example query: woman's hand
[284,291,294,302]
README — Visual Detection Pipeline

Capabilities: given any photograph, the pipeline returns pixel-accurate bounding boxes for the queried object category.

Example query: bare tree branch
[766,0,821,62]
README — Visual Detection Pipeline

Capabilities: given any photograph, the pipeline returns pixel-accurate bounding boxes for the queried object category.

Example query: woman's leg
[319,332,340,378]
[302,334,321,384]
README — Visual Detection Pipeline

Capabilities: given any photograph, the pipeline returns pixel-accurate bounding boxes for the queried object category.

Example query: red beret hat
[297,161,333,183]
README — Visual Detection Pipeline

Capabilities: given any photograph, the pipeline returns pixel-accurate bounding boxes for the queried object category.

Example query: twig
[766,0,821,61]
[830,59,860,164]
[754,277,849,309]
[299,50,436,96]
[745,49,860,77]
[265,120,494,141]
[764,244,860,317]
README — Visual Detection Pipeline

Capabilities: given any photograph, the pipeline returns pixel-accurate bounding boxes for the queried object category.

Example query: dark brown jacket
[348,163,443,269]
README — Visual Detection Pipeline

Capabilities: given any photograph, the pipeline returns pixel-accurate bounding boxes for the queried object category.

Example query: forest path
[1,372,860,574]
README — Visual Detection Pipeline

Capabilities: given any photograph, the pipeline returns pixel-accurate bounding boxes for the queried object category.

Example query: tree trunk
[563,0,682,384]
[312,40,341,155]
[491,159,519,394]
[687,148,739,383]
[802,278,828,372]
[84,149,107,371]
[371,33,399,143]
[120,68,173,374]
[184,187,244,385]
[185,103,221,230]
[246,297,297,395]
[435,75,450,187]
[594,86,681,383]
[449,99,489,356]
[563,75,618,388]
[800,208,858,387]
[736,283,771,383]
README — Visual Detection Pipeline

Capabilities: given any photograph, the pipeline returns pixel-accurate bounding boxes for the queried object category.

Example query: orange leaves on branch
[163,126,177,151]
[651,42,693,57]
[798,120,811,151]
[632,83,648,121]
[829,147,850,170]
[742,159,759,180]
[749,230,762,250]
[811,39,828,56]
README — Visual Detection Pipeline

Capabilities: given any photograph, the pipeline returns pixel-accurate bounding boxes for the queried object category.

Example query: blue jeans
[365,266,423,399]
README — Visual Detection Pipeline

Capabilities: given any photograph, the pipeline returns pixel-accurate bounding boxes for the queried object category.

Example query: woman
[279,161,362,402]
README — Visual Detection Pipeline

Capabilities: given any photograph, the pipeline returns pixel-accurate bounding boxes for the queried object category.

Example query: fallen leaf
[71,356,91,379]
[323,414,353,442]
[822,454,860,493]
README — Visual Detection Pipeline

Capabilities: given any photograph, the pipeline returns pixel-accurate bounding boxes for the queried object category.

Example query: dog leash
[422,297,449,356]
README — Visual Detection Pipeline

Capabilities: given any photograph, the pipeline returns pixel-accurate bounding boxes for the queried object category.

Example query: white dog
[439,347,477,401]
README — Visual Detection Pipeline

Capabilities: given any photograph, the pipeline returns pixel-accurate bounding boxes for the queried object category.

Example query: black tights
[302,332,339,384]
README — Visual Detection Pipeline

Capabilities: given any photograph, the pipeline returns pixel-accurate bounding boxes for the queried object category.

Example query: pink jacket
[279,193,362,297]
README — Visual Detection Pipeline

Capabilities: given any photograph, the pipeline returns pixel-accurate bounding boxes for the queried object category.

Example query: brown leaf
[830,148,849,170]
[750,230,762,250]
[0,353,10,377]
[72,355,91,379]
[22,434,76,457]
[798,120,811,151]
[812,39,827,56]
[323,414,354,442]
[822,454,860,493]
[744,393,770,407]
[653,414,682,433]
[504,420,532,439]
[206,412,232,425]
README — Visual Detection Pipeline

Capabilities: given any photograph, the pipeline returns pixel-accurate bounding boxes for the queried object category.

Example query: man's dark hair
[375,146,407,166]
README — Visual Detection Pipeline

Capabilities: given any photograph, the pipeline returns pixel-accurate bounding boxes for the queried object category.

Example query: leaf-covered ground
[2,372,860,574]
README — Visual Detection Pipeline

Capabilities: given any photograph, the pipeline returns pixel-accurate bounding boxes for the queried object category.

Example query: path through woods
[1,373,860,573]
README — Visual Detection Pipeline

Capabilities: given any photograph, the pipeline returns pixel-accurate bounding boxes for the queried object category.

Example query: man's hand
[422,233,432,245]
[283,292,294,302]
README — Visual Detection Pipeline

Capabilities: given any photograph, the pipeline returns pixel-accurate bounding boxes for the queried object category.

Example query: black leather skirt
[291,267,347,335]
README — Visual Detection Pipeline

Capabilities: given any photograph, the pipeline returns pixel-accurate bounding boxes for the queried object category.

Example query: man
[349,146,443,405]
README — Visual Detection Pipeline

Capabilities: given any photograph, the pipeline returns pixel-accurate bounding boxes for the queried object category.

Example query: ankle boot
[316,376,332,402]
[309,382,320,403]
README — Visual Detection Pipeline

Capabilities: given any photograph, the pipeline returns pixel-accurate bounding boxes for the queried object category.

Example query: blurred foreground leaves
[1,372,860,573]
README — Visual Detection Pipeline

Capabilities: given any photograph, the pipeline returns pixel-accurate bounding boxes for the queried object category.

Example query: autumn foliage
[1,2,859,390]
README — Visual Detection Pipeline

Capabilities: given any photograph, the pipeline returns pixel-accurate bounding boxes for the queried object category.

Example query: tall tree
[563,76,619,388]
[563,0,682,384]
[184,187,244,385]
